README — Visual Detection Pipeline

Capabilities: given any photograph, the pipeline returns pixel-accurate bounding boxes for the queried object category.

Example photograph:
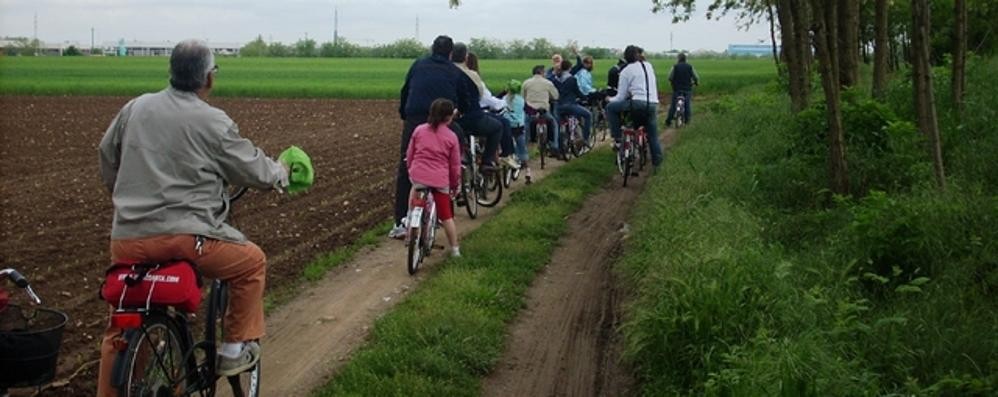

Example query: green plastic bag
[278,145,314,194]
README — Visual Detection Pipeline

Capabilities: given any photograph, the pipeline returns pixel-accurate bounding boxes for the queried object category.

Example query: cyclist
[552,60,593,148]
[392,35,471,240]
[464,51,520,170]
[450,43,502,170]
[96,39,288,396]
[405,99,462,257]
[606,57,627,96]
[522,65,562,157]
[502,79,533,183]
[545,53,563,80]
[606,45,664,168]
[665,52,700,127]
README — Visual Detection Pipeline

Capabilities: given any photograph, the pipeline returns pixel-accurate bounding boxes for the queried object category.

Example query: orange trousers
[97,235,267,397]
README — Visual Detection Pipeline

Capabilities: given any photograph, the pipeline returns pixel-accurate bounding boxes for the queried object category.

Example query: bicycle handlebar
[1,268,42,304]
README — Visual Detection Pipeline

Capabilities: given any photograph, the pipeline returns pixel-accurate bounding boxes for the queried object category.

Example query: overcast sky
[0,0,771,52]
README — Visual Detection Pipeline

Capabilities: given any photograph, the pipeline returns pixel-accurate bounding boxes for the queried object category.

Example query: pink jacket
[406,123,461,192]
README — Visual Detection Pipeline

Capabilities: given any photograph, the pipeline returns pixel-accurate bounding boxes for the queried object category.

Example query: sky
[0,0,772,52]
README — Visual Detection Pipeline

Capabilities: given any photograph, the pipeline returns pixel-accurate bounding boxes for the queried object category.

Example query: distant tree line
[239,35,629,59]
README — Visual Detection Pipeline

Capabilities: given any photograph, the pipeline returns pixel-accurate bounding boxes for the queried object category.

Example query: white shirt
[479,85,507,112]
[609,61,659,104]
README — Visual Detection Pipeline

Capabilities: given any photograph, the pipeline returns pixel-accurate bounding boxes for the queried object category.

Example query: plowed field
[0,95,400,395]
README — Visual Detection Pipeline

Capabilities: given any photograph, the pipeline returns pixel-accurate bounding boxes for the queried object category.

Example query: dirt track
[482,129,676,397]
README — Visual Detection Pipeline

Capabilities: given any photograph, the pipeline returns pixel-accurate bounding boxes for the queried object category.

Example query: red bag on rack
[101,260,203,312]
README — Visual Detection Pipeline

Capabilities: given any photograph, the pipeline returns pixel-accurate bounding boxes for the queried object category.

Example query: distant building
[727,44,777,57]
[103,40,242,57]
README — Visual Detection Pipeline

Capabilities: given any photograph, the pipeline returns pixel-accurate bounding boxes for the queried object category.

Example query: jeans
[606,99,664,167]
[489,112,515,158]
[556,103,592,141]
[527,111,560,150]
[456,113,501,163]
[666,90,692,125]
[512,126,529,162]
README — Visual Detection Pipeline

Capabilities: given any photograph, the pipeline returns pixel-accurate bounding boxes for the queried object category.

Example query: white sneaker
[217,341,260,376]
[388,223,407,239]
[501,156,521,169]
[451,247,461,257]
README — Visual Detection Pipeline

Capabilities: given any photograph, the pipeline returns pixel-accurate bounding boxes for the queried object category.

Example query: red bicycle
[405,187,439,275]
[616,113,650,187]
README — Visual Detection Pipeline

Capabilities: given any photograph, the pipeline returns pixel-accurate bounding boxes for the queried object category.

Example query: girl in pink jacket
[406,98,463,257]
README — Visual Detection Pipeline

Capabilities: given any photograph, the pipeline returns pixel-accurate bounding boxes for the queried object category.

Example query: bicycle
[674,93,688,129]
[103,187,261,397]
[584,94,609,144]
[560,113,588,158]
[1,269,69,397]
[405,187,439,275]
[529,110,550,170]
[616,112,650,187]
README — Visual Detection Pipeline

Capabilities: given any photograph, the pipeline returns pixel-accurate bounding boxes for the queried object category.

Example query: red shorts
[431,190,453,221]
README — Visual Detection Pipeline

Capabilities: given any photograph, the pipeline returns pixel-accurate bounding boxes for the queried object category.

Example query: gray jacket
[99,87,286,242]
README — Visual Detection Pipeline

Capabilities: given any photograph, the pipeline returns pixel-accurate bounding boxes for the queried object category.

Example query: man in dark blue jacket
[552,60,593,147]
[665,52,700,126]
[391,35,472,239]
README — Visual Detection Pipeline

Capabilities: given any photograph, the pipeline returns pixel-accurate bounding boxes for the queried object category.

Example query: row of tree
[647,0,993,195]
[238,35,628,60]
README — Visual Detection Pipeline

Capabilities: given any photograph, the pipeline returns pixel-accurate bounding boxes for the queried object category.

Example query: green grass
[0,56,774,99]
[313,149,618,396]
[617,65,998,395]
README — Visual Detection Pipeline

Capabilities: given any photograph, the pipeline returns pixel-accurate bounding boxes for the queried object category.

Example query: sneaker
[388,223,407,239]
[451,247,462,257]
[501,156,521,169]
[611,141,621,152]
[217,341,260,376]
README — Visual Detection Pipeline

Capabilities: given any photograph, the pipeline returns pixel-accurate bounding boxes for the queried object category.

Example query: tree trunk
[952,0,967,117]
[777,0,811,113]
[911,0,947,189]
[837,0,861,88]
[769,3,780,68]
[873,0,890,99]
[811,0,849,196]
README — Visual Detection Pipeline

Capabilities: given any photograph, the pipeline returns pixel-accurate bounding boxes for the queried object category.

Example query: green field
[0,56,774,99]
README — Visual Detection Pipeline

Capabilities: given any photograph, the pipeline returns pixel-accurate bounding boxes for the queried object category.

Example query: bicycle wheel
[424,202,437,257]
[119,312,189,397]
[462,164,478,219]
[537,125,547,170]
[638,135,649,170]
[676,103,685,129]
[476,168,502,208]
[502,166,514,188]
[407,223,422,275]
[569,124,584,158]
[622,149,632,187]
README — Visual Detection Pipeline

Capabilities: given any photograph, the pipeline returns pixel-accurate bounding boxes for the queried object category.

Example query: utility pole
[670,31,674,51]
[333,7,339,45]
[415,16,420,41]
[91,27,95,55]
[33,12,39,55]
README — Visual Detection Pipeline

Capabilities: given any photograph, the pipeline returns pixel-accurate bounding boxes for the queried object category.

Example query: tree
[952,0,967,117]
[63,45,82,56]
[872,0,890,99]
[267,42,291,57]
[910,0,946,189]
[837,1,861,87]
[319,38,361,57]
[469,37,505,59]
[241,35,268,57]
[776,0,812,112]
[294,38,317,57]
[810,0,850,196]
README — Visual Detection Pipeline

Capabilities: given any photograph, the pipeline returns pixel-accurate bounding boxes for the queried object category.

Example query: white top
[609,61,659,104]
[479,85,507,112]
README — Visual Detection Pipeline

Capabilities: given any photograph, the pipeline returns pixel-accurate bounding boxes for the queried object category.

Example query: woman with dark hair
[464,52,520,169]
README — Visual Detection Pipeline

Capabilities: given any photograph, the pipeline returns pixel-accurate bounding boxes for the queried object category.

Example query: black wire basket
[0,305,68,389]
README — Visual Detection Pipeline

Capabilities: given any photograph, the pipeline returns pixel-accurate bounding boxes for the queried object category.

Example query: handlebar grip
[8,270,29,288]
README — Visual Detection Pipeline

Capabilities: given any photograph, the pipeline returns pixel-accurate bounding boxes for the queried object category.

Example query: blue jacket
[553,72,584,106]
[399,54,473,120]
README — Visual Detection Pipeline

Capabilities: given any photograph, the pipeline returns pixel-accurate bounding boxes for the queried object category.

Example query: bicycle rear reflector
[111,312,143,329]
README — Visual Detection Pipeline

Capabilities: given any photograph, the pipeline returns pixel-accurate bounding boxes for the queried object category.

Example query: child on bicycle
[502,79,533,184]
[406,98,462,257]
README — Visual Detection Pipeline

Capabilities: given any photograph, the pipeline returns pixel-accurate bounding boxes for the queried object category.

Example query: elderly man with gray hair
[96,39,287,396]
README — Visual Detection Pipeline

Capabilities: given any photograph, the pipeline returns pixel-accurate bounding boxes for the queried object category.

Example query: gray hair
[169,39,215,92]
[451,42,468,63]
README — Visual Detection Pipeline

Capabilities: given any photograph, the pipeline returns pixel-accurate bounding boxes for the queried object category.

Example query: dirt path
[246,156,572,396]
[481,129,677,397]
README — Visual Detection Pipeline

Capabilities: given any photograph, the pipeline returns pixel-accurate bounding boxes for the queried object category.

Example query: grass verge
[312,149,617,396]
[264,220,393,313]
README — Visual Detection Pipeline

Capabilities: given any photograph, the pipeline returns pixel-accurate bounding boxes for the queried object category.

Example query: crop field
[0,56,774,99]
